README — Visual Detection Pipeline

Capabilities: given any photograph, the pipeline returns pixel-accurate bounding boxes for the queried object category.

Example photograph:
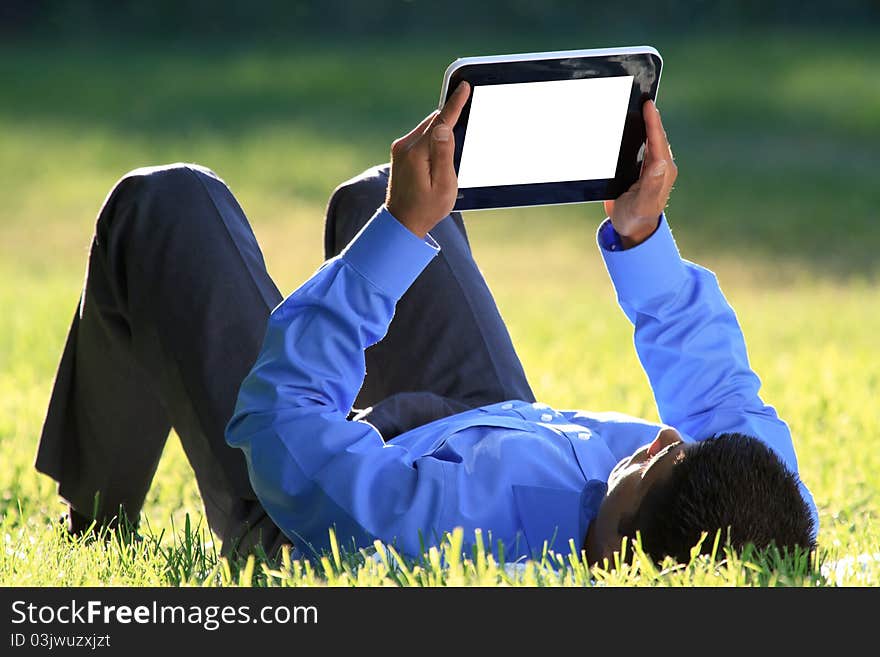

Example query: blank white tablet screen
[457,75,634,188]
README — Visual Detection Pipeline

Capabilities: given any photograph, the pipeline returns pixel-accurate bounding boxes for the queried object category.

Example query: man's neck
[583,521,606,567]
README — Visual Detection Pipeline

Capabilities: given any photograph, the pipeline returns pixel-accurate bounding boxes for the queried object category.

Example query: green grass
[1,30,878,586]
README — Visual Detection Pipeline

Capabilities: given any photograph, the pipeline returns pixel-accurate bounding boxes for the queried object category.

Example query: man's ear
[647,427,682,457]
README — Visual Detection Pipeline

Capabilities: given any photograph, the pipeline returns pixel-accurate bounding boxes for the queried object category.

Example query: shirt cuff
[341,206,440,299]
[597,213,688,305]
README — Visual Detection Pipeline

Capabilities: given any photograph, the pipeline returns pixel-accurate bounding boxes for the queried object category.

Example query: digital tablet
[438,46,662,211]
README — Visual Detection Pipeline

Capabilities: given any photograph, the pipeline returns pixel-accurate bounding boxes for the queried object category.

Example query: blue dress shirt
[226,207,818,560]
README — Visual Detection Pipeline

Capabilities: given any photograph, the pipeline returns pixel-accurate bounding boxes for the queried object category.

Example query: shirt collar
[511,479,607,556]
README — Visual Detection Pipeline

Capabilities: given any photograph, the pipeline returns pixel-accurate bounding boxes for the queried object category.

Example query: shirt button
[577,432,590,441]
[541,413,553,422]
[501,403,513,410]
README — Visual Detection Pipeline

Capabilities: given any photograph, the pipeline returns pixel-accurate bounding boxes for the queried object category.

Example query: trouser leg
[36,163,286,557]
[324,164,535,438]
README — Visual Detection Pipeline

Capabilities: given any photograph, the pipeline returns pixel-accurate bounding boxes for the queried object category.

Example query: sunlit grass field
[1,30,878,586]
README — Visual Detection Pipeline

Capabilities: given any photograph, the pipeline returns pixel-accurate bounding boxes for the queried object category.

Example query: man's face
[585,428,689,563]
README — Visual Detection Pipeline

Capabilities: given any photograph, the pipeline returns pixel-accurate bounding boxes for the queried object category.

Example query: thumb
[429,121,455,188]
[643,159,668,189]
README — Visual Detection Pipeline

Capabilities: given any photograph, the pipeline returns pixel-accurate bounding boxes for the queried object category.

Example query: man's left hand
[604,100,678,249]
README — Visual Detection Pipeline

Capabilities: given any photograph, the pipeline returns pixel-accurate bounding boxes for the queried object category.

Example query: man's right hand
[604,100,678,249]
[386,81,471,239]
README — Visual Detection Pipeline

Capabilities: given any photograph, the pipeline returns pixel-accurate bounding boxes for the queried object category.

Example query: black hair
[620,433,816,563]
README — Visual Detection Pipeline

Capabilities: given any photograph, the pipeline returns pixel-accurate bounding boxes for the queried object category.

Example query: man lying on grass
[37,81,817,566]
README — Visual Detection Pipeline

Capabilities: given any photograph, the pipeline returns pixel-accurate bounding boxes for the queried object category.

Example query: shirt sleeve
[225,206,449,557]
[597,214,818,534]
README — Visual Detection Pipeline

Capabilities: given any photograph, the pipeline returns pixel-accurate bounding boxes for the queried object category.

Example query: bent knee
[112,162,220,203]
[95,162,228,239]
[328,163,390,208]
[325,163,391,257]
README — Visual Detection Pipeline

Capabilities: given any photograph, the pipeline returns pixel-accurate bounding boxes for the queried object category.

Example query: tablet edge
[438,45,661,109]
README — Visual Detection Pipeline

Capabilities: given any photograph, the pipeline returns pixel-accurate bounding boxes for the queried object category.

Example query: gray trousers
[35,163,534,556]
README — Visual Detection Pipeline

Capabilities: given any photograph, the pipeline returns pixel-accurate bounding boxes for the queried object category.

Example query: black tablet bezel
[441,48,662,211]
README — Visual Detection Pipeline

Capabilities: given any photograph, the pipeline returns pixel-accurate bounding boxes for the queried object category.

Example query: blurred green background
[1,1,879,584]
